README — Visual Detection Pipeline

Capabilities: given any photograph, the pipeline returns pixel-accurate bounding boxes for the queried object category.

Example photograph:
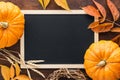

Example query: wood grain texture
[0,0,119,80]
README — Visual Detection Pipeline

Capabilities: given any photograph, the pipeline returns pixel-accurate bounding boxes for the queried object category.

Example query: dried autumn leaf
[112,34,120,46]
[91,22,113,32]
[107,0,120,21]
[82,5,101,18]
[88,21,99,29]
[14,63,21,76]
[14,75,30,80]
[111,27,120,32]
[54,0,70,10]
[10,65,15,79]
[38,0,50,9]
[1,65,10,80]
[92,0,106,22]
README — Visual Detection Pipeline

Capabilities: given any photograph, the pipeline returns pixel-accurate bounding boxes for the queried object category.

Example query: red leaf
[91,22,113,32]
[82,5,101,18]
[107,0,120,21]
[92,0,106,22]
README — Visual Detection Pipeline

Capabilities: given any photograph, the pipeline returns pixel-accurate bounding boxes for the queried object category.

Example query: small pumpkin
[0,2,24,48]
[84,40,120,80]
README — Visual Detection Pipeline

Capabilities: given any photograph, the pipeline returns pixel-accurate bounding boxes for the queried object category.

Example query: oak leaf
[92,0,106,22]
[38,0,50,9]
[91,22,113,32]
[1,65,10,80]
[82,5,101,18]
[107,0,120,21]
[54,0,70,10]
[111,27,120,32]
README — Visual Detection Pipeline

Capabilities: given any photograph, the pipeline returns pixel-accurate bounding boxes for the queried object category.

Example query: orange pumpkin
[84,40,120,80]
[0,2,24,48]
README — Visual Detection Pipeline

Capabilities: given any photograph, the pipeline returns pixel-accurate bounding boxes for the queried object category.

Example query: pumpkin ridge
[106,65,119,78]
[6,30,18,47]
[8,28,19,40]
[0,30,8,48]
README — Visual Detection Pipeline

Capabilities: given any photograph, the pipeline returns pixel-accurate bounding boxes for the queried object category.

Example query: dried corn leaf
[82,5,101,18]
[111,27,120,32]
[54,0,70,10]
[14,63,21,76]
[10,65,15,79]
[38,0,50,9]
[91,22,113,32]
[1,65,10,80]
[14,75,30,80]
[92,0,106,22]
[88,21,99,29]
[107,0,120,21]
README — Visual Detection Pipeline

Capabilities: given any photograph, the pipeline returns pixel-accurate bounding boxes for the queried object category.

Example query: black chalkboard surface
[22,10,95,68]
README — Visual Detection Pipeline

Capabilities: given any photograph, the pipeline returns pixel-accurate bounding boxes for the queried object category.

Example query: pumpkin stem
[97,60,106,67]
[0,22,9,28]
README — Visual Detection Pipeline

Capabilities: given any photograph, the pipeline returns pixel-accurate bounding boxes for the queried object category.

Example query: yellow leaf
[38,0,44,8]
[14,63,21,76]
[38,0,50,9]
[10,65,15,79]
[1,65,10,80]
[14,75,30,80]
[54,0,70,10]
[44,0,50,9]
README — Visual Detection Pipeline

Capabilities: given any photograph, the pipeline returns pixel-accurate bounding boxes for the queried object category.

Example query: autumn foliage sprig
[82,0,120,33]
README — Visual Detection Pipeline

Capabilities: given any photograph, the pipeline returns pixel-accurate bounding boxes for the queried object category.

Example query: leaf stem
[106,19,120,27]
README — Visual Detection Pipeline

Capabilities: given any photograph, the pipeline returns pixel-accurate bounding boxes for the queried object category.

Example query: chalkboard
[21,10,97,68]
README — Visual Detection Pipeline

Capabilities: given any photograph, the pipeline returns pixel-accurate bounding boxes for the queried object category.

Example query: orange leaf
[1,65,10,80]
[92,0,106,22]
[14,63,21,76]
[54,0,70,10]
[107,0,120,21]
[88,21,99,29]
[82,5,101,18]
[10,65,15,79]
[111,27,120,32]
[91,23,113,32]
[14,75,30,80]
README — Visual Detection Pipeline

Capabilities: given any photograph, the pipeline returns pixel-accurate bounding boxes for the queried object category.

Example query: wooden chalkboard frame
[20,10,99,69]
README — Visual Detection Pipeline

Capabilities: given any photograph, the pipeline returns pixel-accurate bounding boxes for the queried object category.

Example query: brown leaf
[111,27,120,32]
[82,5,101,18]
[54,0,70,10]
[10,65,15,79]
[91,22,113,32]
[38,0,50,9]
[112,34,120,46]
[14,63,21,76]
[88,21,99,29]
[14,75,30,80]
[107,0,120,21]
[92,0,106,22]
[1,65,10,80]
